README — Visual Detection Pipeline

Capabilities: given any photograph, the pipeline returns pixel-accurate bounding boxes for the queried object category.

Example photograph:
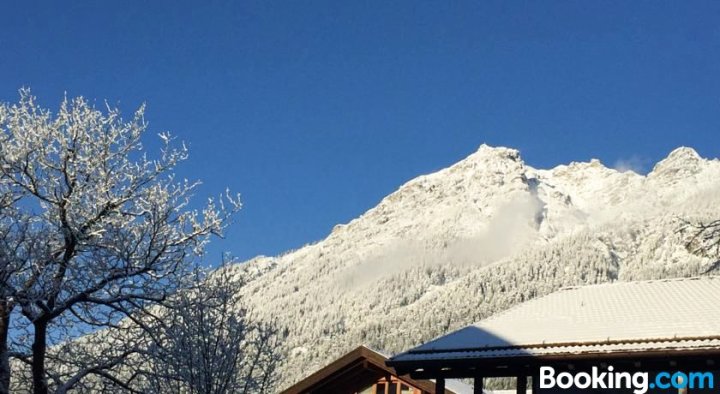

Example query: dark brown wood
[435,377,445,394]
[392,348,720,378]
[473,375,483,394]
[516,375,527,394]
[281,346,462,394]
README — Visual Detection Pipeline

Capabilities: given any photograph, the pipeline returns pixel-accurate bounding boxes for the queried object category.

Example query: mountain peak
[456,145,523,171]
[650,147,703,178]
[665,146,700,162]
[474,144,521,161]
[448,144,525,181]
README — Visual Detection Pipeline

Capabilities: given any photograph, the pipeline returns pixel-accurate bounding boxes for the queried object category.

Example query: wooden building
[387,277,720,393]
[281,345,473,394]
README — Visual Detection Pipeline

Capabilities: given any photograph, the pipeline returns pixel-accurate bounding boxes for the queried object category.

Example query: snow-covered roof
[444,378,474,394]
[391,277,720,363]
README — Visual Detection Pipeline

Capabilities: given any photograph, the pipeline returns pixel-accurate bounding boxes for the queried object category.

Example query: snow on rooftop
[392,277,720,362]
[444,378,475,394]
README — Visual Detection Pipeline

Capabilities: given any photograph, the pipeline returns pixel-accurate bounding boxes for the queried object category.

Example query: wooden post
[473,375,484,394]
[517,375,527,394]
[435,377,445,394]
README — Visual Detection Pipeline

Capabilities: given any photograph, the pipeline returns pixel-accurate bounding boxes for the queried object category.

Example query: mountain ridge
[228,145,720,391]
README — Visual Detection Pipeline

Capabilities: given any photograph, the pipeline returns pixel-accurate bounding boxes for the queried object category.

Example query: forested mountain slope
[228,145,719,391]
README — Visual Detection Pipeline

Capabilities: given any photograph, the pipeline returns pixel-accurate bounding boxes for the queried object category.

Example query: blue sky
[1,1,719,262]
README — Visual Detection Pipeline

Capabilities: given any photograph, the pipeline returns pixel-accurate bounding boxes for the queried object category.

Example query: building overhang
[389,348,720,380]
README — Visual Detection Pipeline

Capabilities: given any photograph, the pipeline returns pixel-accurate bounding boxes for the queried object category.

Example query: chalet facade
[387,277,720,393]
[281,345,473,394]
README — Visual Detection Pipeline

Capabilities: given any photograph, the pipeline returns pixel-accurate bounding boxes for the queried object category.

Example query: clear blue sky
[1,1,719,262]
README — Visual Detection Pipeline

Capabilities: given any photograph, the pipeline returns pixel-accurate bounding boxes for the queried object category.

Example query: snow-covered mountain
[229,145,720,391]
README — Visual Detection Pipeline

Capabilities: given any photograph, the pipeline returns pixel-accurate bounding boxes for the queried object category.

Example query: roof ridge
[558,275,720,291]
[361,345,392,358]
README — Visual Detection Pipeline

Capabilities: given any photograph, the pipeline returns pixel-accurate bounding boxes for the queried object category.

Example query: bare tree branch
[0,89,241,393]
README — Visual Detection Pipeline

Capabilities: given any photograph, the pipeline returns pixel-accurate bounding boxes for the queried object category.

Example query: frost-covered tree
[139,259,282,393]
[683,219,720,268]
[0,89,240,393]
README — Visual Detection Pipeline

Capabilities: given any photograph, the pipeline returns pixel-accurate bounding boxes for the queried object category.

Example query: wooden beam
[473,375,483,394]
[517,375,527,394]
[531,373,540,394]
[389,348,720,376]
[435,377,445,394]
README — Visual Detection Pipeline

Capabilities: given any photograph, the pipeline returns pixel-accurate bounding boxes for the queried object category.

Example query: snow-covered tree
[683,219,720,267]
[0,89,240,393]
[139,258,281,393]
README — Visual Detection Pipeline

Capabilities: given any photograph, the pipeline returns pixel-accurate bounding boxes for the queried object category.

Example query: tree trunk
[0,300,11,394]
[32,320,48,394]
